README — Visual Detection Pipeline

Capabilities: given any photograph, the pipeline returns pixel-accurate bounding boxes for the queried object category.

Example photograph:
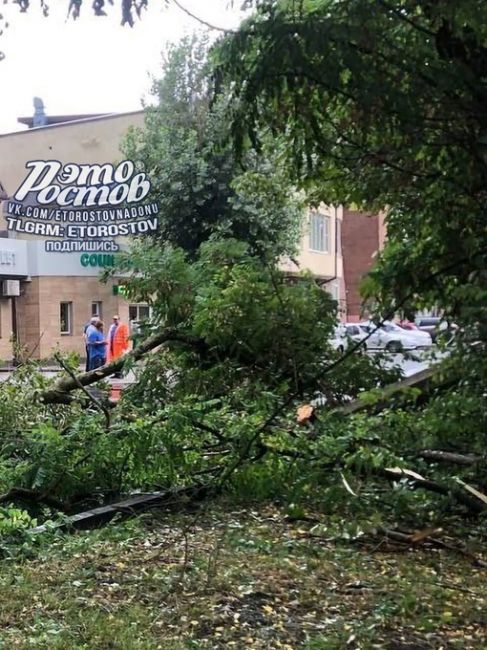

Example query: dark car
[415,317,457,343]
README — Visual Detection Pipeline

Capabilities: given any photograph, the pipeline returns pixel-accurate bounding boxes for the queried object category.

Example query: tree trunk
[40,328,206,404]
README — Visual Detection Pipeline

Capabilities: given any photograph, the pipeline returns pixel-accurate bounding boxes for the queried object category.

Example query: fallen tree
[37,351,487,518]
[40,328,206,404]
[29,483,215,535]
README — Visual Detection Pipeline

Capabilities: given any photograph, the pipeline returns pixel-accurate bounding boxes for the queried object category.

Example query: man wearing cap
[83,316,99,372]
[107,315,130,376]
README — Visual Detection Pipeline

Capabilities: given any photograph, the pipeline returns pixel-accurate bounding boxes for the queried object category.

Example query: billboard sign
[3,160,160,253]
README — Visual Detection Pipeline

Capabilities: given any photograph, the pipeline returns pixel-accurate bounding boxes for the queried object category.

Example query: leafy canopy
[103,35,395,498]
[1,4,486,535]
[123,35,302,259]
[212,0,487,333]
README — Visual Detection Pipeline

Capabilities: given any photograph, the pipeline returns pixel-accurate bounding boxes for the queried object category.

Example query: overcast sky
[0,0,245,134]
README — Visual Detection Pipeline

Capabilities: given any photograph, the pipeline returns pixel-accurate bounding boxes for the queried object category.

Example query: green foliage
[3,16,486,543]
[123,35,302,260]
[112,235,392,405]
[0,506,35,536]
[212,0,487,334]
[0,506,42,560]
[208,3,487,526]
[98,34,403,520]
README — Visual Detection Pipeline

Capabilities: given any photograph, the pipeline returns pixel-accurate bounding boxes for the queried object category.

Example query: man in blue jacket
[87,320,107,370]
[83,316,99,371]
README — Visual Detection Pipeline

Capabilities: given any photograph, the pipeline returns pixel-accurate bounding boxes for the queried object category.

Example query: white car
[329,323,368,354]
[359,321,432,352]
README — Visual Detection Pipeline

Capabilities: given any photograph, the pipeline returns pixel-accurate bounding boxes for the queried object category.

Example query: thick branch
[170,0,236,33]
[258,441,487,514]
[419,450,483,466]
[382,468,486,513]
[29,483,215,534]
[41,328,206,404]
[54,353,111,427]
[0,487,64,511]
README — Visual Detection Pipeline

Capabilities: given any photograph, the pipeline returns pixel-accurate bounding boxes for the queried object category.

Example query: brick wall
[0,298,13,361]
[341,209,379,321]
[16,277,132,360]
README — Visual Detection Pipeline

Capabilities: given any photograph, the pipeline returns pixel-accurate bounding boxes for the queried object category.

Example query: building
[280,204,345,316]
[341,208,386,321]
[0,109,345,362]
[0,109,147,362]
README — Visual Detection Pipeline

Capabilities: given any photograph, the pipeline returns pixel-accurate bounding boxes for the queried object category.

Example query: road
[378,347,448,377]
[309,347,448,407]
[0,349,446,385]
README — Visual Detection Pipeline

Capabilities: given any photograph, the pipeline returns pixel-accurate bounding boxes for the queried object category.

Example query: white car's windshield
[358,324,372,333]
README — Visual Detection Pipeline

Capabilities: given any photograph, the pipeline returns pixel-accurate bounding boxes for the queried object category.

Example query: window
[91,301,102,319]
[129,304,151,323]
[417,318,440,327]
[309,212,330,252]
[346,325,360,336]
[60,302,73,335]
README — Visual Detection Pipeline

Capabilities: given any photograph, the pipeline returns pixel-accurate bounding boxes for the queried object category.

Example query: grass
[0,503,485,649]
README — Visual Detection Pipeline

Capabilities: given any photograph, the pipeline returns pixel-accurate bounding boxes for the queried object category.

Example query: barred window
[129,304,151,322]
[91,301,102,319]
[309,212,330,252]
[60,302,73,335]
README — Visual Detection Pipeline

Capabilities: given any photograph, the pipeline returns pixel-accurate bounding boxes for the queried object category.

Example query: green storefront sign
[80,253,116,268]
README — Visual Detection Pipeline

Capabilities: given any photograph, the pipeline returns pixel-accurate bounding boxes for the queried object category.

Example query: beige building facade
[280,204,345,316]
[0,111,146,362]
[0,110,345,363]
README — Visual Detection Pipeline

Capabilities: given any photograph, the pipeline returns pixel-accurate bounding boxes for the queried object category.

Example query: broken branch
[419,450,482,466]
[0,487,64,511]
[41,329,207,404]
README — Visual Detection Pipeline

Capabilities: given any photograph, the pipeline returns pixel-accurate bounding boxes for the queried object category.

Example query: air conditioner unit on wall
[2,280,20,297]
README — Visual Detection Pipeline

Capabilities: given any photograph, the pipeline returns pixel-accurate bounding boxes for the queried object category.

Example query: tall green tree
[124,35,302,259]
[212,0,487,336]
[105,36,392,493]
[116,35,368,404]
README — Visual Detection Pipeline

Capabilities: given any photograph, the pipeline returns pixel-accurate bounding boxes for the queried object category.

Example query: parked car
[359,320,432,352]
[414,316,457,343]
[396,319,418,331]
[329,323,367,354]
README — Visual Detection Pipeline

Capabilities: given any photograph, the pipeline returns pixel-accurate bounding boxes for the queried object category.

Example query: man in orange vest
[107,314,130,376]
